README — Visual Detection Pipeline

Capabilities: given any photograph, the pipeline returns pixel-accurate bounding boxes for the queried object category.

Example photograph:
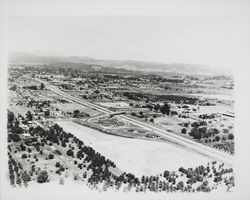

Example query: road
[36,78,233,166]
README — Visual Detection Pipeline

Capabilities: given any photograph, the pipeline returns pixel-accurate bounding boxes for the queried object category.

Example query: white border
[1,0,250,199]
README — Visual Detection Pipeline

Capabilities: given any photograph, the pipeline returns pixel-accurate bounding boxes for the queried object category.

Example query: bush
[228,134,234,140]
[186,171,193,178]
[37,171,49,183]
[215,135,221,141]
[55,162,61,168]
[66,149,74,157]
[187,177,196,185]
[203,180,209,186]
[160,103,171,115]
[48,154,54,159]
[22,154,27,159]
[20,144,26,151]
[177,181,184,190]
[181,128,187,134]
[9,134,21,142]
[208,128,219,135]
[196,175,204,182]
[198,127,207,134]
[163,170,170,178]
[189,128,202,140]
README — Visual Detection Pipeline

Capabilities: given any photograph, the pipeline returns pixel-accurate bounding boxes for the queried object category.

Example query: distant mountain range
[9,52,232,76]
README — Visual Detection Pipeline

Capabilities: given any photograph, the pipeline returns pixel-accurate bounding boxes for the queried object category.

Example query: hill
[9,52,231,76]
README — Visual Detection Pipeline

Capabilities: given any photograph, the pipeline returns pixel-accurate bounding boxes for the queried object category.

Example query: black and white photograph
[0,1,250,200]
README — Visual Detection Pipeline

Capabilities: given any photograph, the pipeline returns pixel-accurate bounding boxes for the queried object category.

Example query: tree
[8,111,15,124]
[26,111,33,121]
[163,170,170,178]
[177,181,184,190]
[189,128,202,140]
[21,171,31,187]
[48,154,54,159]
[55,162,60,168]
[66,149,74,157]
[37,170,49,183]
[73,110,80,118]
[203,180,209,186]
[214,135,221,142]
[208,128,219,135]
[40,83,45,90]
[9,133,21,142]
[44,110,50,117]
[228,134,234,140]
[154,104,161,111]
[21,154,27,159]
[195,132,202,140]
[198,127,207,134]
[181,128,187,134]
[9,85,17,91]
[131,112,136,117]
[160,103,171,115]
[20,144,26,151]
[196,175,204,182]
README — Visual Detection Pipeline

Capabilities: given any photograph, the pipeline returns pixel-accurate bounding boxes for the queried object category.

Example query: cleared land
[51,102,100,117]
[98,101,130,108]
[57,121,212,177]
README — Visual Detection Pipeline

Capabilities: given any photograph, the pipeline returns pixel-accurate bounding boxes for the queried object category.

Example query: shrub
[9,134,21,142]
[66,149,74,157]
[196,175,204,182]
[37,171,49,183]
[228,134,234,140]
[181,128,187,134]
[20,144,26,151]
[163,170,170,178]
[203,180,209,186]
[55,162,61,168]
[215,135,221,141]
[48,154,54,159]
[22,154,27,159]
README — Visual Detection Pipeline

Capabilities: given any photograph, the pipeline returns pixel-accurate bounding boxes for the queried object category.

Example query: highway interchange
[36,78,233,166]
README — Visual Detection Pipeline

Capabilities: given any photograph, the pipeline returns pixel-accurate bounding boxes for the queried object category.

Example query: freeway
[36,78,233,166]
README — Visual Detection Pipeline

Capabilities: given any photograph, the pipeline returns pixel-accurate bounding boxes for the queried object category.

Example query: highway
[36,78,233,166]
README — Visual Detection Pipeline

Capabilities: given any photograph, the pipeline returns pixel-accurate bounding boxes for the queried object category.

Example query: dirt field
[57,121,212,177]
[98,102,130,108]
[51,103,100,117]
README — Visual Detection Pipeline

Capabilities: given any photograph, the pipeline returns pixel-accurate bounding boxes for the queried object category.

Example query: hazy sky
[8,16,235,70]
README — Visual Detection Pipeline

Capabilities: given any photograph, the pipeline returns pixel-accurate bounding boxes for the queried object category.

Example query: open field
[190,93,234,101]
[51,103,100,117]
[196,104,233,115]
[98,101,130,108]
[57,121,212,177]
[8,105,30,116]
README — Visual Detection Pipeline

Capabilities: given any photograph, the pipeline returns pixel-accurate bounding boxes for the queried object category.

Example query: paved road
[36,78,233,166]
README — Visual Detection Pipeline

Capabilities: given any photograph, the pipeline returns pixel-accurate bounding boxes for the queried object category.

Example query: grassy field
[57,121,212,177]
[51,103,100,117]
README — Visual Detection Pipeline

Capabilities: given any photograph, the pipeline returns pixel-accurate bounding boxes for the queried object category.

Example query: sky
[8,16,235,70]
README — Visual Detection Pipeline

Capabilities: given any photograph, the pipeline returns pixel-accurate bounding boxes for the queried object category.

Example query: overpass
[35,78,234,166]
